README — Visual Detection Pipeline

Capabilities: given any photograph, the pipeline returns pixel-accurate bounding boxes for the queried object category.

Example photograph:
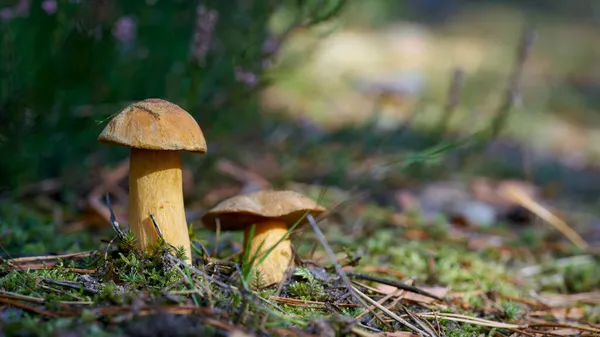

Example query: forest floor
[2,111,599,336]
[2,5,600,337]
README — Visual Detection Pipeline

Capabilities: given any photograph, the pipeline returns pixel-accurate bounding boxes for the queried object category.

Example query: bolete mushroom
[201,190,326,287]
[98,98,206,262]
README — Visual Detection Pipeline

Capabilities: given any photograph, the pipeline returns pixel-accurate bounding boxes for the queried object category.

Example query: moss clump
[288,267,327,302]
[99,233,187,292]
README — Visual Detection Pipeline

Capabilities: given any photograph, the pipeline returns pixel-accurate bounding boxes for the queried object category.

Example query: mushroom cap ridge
[98,98,206,153]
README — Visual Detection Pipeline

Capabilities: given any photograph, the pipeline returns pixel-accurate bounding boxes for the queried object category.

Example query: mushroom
[201,190,326,287]
[98,98,206,262]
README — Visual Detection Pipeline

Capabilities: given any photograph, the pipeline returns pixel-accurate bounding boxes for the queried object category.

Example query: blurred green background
[3,0,600,221]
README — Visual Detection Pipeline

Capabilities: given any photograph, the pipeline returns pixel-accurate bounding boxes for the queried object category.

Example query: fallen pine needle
[0,290,93,306]
[6,264,96,274]
[0,290,45,304]
[7,251,97,265]
[269,296,358,308]
[501,184,588,250]
[351,326,379,337]
[418,312,521,329]
[525,322,600,334]
[351,285,430,336]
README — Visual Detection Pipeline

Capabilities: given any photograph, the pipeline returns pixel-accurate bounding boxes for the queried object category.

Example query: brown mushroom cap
[201,190,327,231]
[98,98,206,153]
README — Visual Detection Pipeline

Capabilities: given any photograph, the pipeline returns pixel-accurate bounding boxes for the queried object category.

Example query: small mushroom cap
[98,98,206,153]
[201,190,327,231]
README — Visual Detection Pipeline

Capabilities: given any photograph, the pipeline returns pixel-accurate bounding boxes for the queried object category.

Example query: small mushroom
[201,190,326,287]
[98,98,206,262]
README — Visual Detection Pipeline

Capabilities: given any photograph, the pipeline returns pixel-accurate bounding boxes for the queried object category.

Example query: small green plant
[288,267,326,301]
[118,231,138,253]
[563,259,600,293]
[107,234,184,290]
[500,301,524,320]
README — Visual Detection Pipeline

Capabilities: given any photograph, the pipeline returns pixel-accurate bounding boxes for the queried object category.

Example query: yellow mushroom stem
[129,148,192,262]
[243,220,293,287]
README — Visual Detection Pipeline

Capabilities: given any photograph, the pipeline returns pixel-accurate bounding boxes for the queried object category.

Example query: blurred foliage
[339,0,600,29]
[0,202,93,254]
[0,0,346,191]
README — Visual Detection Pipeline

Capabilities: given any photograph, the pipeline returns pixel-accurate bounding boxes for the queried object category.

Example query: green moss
[288,267,327,302]
[360,231,523,296]
[278,304,327,320]
[443,322,487,336]
[0,203,99,255]
[563,259,600,293]
[500,301,525,321]
[110,250,183,290]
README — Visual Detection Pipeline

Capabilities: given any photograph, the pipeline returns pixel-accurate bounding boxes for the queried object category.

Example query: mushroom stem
[243,220,293,287]
[129,148,192,262]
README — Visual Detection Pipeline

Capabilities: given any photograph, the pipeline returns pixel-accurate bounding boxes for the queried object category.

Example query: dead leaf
[403,229,428,240]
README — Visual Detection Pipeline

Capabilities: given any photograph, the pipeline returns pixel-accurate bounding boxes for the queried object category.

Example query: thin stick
[0,291,93,306]
[460,26,535,172]
[435,67,465,135]
[346,272,443,301]
[490,24,535,138]
[350,326,378,337]
[104,235,119,261]
[401,305,440,337]
[353,288,401,320]
[150,213,165,239]
[0,290,45,304]
[525,322,599,334]
[37,284,86,301]
[106,193,125,240]
[7,251,96,265]
[150,214,179,253]
[306,214,391,329]
[418,312,520,329]
[40,278,99,295]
